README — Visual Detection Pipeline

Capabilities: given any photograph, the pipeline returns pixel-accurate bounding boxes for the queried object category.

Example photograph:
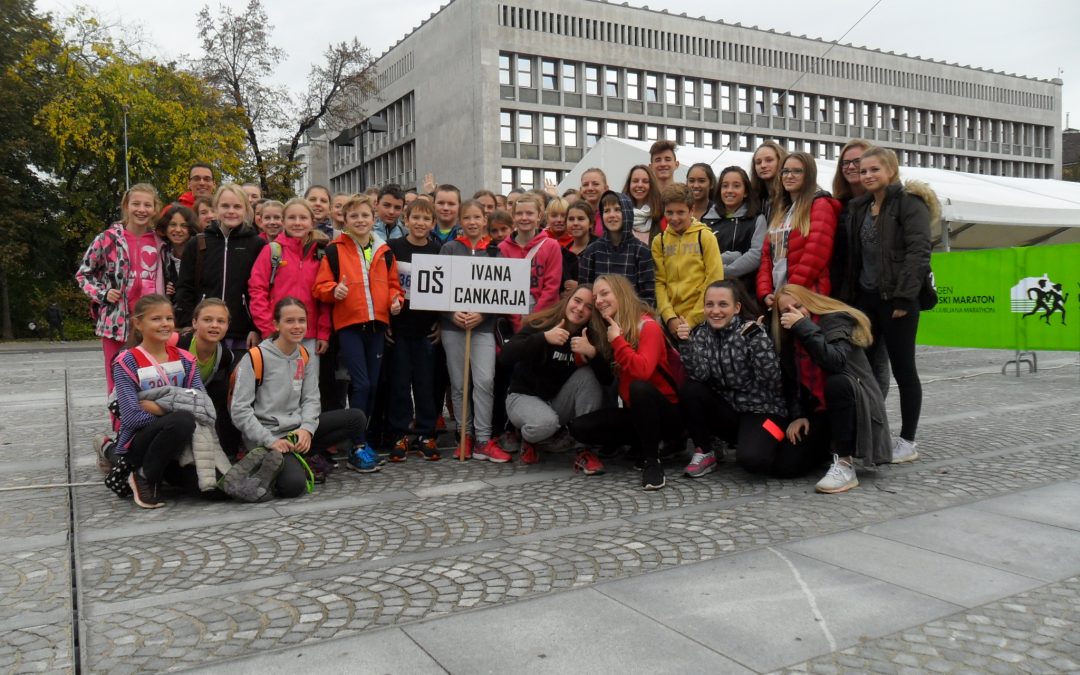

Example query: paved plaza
[0,342,1078,674]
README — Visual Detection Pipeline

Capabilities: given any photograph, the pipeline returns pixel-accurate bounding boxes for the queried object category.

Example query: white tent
[557,138,1080,250]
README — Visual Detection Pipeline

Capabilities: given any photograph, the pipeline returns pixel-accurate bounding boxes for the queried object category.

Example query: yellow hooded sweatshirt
[651,218,724,328]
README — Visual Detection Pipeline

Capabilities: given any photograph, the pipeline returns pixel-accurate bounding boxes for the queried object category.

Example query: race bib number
[137,360,184,390]
[397,260,412,300]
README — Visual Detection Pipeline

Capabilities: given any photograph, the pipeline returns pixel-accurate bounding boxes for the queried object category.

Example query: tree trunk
[0,266,13,340]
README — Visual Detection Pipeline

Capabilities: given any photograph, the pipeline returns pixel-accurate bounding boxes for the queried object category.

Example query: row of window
[332,142,416,194]
[499,54,1054,149]
[376,51,414,91]
[496,4,1055,111]
[333,93,416,171]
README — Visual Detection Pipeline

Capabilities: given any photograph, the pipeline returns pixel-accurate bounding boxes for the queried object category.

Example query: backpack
[638,317,686,390]
[227,344,310,409]
[324,241,394,282]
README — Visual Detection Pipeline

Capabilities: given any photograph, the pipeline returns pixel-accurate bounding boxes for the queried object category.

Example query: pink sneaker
[474,438,511,463]
[573,449,604,475]
[684,449,717,477]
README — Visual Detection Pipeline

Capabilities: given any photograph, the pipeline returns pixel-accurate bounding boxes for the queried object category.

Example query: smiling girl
[749,141,787,223]
[678,280,786,479]
[305,185,334,238]
[154,203,196,303]
[175,184,267,352]
[712,166,767,290]
[498,194,563,331]
[259,200,285,241]
[231,297,369,494]
[78,183,165,395]
[756,153,839,309]
[249,198,330,358]
[110,294,202,508]
[621,165,664,243]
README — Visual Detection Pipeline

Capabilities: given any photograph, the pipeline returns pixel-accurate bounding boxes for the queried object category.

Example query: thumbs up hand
[570,326,597,359]
[545,318,570,346]
[334,275,349,301]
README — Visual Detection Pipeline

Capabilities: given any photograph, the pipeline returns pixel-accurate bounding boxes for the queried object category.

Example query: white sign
[408,254,531,314]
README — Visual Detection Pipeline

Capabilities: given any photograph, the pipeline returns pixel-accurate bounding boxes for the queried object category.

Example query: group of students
[76,136,934,508]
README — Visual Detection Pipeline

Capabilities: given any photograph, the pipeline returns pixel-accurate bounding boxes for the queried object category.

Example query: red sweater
[610,314,678,404]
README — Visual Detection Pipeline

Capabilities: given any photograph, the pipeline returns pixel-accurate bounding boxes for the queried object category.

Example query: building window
[891,106,901,131]
[665,127,678,142]
[703,130,716,148]
[666,76,678,105]
[501,168,514,194]
[606,120,620,137]
[542,59,557,90]
[787,92,796,118]
[832,99,840,124]
[847,100,856,126]
[702,81,714,109]
[722,132,732,148]
[772,92,783,117]
[543,170,561,187]
[585,65,599,95]
[519,112,534,143]
[519,168,535,190]
[684,79,697,107]
[818,97,828,122]
[862,102,871,128]
[738,85,748,112]
[875,105,884,129]
[605,68,618,97]
[721,84,731,110]
[647,124,659,141]
[543,115,557,145]
[563,117,578,146]
[517,56,532,88]
[627,71,640,100]
[802,96,811,120]
[586,119,600,146]
[499,54,511,86]
[754,88,765,114]
[500,111,513,142]
[646,74,659,102]
[627,122,641,139]
[562,62,577,92]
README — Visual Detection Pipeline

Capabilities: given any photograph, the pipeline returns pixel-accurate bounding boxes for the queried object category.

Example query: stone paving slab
[969,481,1080,532]
[598,548,960,673]
[865,506,1080,582]
[780,531,1043,607]
[405,587,753,674]
[184,627,446,675]
[779,575,1080,674]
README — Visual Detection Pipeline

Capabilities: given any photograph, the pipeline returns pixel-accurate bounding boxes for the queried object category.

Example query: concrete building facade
[329,0,1063,196]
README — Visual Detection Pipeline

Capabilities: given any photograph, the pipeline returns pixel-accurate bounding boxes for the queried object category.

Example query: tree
[197,0,377,199]
[0,0,61,339]
[37,11,249,247]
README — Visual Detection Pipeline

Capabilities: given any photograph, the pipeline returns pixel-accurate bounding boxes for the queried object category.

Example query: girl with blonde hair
[775,284,891,494]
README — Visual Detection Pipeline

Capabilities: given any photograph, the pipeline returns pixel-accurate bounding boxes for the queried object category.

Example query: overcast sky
[39,0,1079,129]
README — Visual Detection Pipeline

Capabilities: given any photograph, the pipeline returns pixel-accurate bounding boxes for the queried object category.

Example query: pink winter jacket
[247,234,332,341]
[498,230,563,331]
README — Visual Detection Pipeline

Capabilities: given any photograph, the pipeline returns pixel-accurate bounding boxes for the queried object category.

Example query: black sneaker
[128,471,163,508]
[417,436,441,461]
[389,436,410,463]
[641,461,666,491]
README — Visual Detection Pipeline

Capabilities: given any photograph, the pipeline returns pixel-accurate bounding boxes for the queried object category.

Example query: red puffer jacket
[757,194,840,301]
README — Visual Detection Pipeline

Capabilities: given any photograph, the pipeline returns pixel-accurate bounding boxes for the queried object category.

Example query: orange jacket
[313,236,404,330]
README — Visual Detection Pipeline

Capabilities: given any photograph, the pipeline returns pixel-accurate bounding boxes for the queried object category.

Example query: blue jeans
[337,323,386,417]
[387,334,437,437]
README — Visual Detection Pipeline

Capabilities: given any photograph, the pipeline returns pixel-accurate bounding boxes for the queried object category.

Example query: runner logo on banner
[407,254,531,314]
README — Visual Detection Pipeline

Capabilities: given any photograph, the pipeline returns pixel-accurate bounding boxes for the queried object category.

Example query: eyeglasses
[780,168,805,176]
[839,158,861,168]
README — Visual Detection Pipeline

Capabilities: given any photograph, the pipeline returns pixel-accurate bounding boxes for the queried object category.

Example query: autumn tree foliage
[197,0,377,199]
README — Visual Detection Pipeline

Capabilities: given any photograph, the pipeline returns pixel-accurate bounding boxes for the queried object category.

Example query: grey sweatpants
[505,367,602,443]
[442,329,496,443]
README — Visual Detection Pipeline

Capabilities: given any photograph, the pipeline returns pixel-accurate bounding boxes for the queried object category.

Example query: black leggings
[859,292,921,441]
[569,381,680,462]
[127,411,196,484]
[678,380,831,478]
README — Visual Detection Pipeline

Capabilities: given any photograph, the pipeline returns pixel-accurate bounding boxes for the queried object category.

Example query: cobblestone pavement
[0,344,1076,673]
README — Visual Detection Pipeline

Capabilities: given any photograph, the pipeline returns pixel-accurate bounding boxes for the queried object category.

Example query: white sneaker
[890,437,919,464]
[816,454,858,494]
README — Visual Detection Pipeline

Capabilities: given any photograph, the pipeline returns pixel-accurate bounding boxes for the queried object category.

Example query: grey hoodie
[229,338,320,449]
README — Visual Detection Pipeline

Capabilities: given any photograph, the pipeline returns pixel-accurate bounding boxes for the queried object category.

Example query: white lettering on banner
[397,260,412,300]
[408,254,531,314]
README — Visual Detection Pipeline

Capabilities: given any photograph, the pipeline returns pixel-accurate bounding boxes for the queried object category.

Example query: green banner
[917,243,1080,351]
